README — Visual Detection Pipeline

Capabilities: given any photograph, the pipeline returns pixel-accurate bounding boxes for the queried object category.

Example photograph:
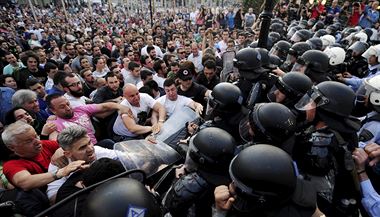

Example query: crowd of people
[1,0,380,216]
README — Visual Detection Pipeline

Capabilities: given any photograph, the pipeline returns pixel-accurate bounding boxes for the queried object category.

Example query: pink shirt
[49,104,99,144]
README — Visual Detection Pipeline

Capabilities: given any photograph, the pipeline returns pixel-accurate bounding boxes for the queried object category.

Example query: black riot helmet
[229,144,297,213]
[187,127,237,185]
[288,42,312,58]
[283,42,311,70]
[270,23,285,35]
[313,29,328,38]
[255,48,278,70]
[295,81,359,132]
[307,18,317,28]
[298,20,308,29]
[234,47,267,80]
[206,82,243,116]
[249,41,258,48]
[326,24,338,35]
[239,103,297,144]
[269,31,282,44]
[267,72,313,105]
[306,38,323,50]
[341,27,357,39]
[347,41,369,57]
[312,21,325,32]
[295,81,355,118]
[290,29,312,43]
[293,50,329,83]
[269,40,291,61]
[83,178,163,217]
[287,26,302,40]
[269,54,282,67]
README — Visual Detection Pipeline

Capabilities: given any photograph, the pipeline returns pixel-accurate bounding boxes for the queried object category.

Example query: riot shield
[221,50,236,82]
[114,139,181,177]
[155,106,199,146]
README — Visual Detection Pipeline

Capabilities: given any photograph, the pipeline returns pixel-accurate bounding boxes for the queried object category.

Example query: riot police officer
[345,41,369,78]
[269,40,292,62]
[213,144,317,217]
[280,42,311,72]
[356,75,380,191]
[204,82,248,142]
[267,72,313,109]
[82,178,163,217]
[238,103,297,155]
[233,47,272,107]
[294,81,361,217]
[163,127,237,217]
[292,50,331,83]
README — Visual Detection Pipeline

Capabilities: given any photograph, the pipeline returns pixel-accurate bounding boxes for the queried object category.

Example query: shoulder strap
[362,113,380,125]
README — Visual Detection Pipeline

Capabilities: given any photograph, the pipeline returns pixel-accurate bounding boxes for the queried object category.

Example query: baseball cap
[177,68,193,80]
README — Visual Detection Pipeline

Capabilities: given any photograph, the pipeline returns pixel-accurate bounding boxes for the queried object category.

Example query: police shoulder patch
[126,205,146,217]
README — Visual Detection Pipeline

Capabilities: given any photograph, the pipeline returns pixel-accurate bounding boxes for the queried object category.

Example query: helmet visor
[205,94,217,116]
[239,115,253,143]
[185,136,199,172]
[291,62,306,73]
[295,87,330,111]
[290,33,302,43]
[269,47,279,56]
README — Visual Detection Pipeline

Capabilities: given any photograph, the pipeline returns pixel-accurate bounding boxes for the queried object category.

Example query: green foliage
[242,0,266,14]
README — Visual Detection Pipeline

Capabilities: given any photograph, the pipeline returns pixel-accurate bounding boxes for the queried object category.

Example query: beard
[168,47,175,52]
[70,89,84,97]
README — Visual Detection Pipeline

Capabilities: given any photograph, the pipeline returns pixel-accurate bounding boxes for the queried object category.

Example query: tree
[242,0,266,15]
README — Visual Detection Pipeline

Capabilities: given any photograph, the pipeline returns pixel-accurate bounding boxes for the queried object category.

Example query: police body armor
[164,172,212,217]
[346,57,368,78]
[295,126,359,217]
[236,73,276,109]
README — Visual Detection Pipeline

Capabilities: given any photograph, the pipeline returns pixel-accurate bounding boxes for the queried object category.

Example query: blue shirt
[358,111,380,148]
[0,87,15,123]
[346,64,380,92]
[47,86,65,96]
[327,6,340,15]
[226,12,235,29]
[359,6,380,28]
[361,179,380,217]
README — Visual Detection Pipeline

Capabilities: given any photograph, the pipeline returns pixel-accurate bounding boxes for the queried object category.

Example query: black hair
[82,158,125,186]
[46,93,64,108]
[163,78,175,88]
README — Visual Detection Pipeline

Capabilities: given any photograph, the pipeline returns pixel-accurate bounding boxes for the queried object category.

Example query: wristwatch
[52,169,61,180]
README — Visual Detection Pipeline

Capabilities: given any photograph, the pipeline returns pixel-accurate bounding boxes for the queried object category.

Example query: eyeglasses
[68,81,81,87]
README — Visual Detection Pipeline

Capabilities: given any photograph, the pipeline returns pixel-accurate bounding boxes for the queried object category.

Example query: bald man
[112,84,166,140]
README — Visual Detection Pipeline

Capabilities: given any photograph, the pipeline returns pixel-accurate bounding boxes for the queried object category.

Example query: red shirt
[311,3,325,19]
[3,140,59,183]
[349,9,361,26]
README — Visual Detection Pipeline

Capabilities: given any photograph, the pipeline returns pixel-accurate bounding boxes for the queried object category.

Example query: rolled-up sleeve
[361,179,380,217]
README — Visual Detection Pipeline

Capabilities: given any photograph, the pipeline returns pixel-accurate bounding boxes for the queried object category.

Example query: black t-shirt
[196,72,220,91]
[177,81,208,105]
[83,82,96,98]
[92,86,123,104]
[51,171,88,217]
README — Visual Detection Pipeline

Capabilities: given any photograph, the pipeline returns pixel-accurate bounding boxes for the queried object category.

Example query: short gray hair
[57,125,88,150]
[12,89,37,107]
[2,121,34,147]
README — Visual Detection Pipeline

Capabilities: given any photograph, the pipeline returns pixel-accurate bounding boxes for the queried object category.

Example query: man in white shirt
[217,30,229,55]
[47,125,119,203]
[141,35,164,58]
[113,84,166,140]
[156,78,203,117]
[44,62,58,91]
[61,73,90,108]
[3,53,24,75]
[187,42,203,73]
